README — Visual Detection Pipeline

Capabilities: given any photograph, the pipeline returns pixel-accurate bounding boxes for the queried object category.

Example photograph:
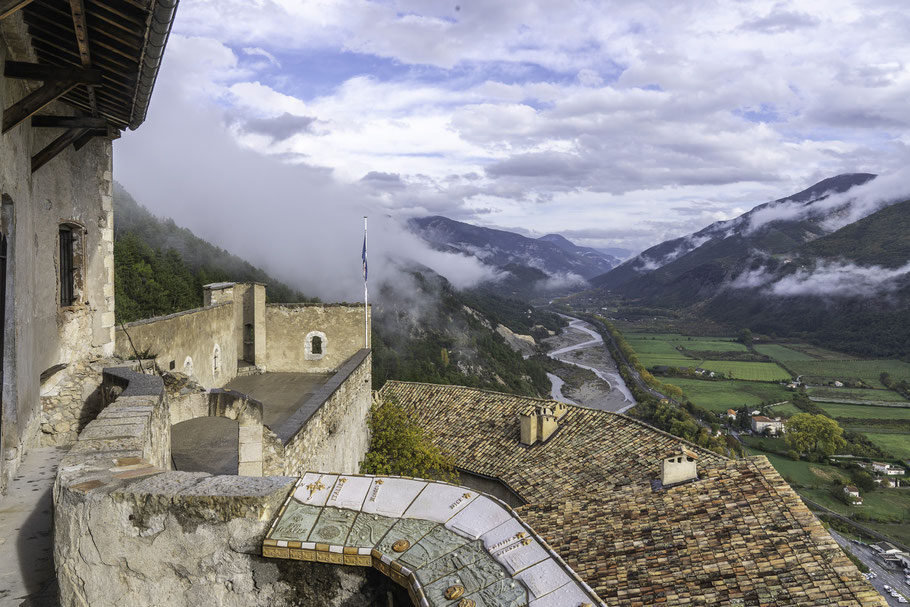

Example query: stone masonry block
[237,461,263,477]
[238,441,262,463]
[238,425,261,443]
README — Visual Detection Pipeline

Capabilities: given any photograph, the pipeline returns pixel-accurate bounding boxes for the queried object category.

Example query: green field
[698,360,792,381]
[783,343,854,360]
[800,487,910,522]
[626,334,746,351]
[814,402,910,420]
[754,344,817,362]
[808,387,908,403]
[669,378,790,412]
[750,451,851,487]
[788,360,910,388]
[863,432,910,459]
[767,402,802,417]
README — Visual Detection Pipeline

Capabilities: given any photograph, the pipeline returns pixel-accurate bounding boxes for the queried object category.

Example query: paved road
[830,530,910,605]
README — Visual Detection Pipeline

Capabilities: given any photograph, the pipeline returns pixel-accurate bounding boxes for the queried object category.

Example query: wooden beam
[0,0,36,20]
[3,61,102,84]
[31,127,87,172]
[72,127,104,150]
[3,80,79,133]
[31,115,107,129]
[3,63,104,132]
[68,0,92,66]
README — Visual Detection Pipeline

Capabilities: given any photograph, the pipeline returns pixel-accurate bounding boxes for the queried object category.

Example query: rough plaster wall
[0,15,114,491]
[114,303,238,389]
[265,305,369,373]
[280,354,372,476]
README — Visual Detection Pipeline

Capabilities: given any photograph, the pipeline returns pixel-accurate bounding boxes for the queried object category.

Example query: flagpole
[363,216,369,349]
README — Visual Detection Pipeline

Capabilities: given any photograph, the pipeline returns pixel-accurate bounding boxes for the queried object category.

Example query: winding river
[545,316,635,413]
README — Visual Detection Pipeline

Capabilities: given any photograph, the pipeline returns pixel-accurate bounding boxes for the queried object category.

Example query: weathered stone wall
[0,14,115,491]
[265,304,369,373]
[55,367,390,607]
[274,351,372,476]
[114,302,237,389]
[38,360,109,446]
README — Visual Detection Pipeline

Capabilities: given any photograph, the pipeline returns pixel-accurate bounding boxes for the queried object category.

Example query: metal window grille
[59,227,75,306]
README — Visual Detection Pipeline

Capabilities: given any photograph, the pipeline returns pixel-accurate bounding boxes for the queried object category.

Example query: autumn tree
[785,413,846,458]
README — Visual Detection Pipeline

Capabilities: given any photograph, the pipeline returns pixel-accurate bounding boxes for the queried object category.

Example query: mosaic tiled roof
[263,474,605,607]
[379,381,886,607]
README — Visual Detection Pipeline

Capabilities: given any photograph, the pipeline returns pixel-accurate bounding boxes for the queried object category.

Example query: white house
[872,462,905,476]
[751,416,786,435]
[843,486,863,505]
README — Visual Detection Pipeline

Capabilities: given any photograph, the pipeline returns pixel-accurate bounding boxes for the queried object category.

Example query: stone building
[0,0,178,491]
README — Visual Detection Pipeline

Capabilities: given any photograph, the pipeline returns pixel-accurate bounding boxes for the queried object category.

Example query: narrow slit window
[59,226,75,306]
[311,335,322,355]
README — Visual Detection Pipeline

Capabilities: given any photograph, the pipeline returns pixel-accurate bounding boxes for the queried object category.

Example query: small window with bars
[59,225,77,307]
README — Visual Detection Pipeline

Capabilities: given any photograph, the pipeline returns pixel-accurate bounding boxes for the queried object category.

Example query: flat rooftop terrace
[225,372,334,428]
[172,372,333,475]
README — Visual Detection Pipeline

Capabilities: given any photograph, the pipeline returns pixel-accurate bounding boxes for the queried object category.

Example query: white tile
[445,495,512,540]
[329,545,343,554]
[403,482,478,523]
[514,559,572,600]
[528,582,592,607]
[293,473,338,506]
[325,475,373,511]
[480,519,549,575]
[361,477,428,518]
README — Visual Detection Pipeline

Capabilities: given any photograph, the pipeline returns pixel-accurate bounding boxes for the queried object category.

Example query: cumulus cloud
[115,0,910,259]
[731,260,910,298]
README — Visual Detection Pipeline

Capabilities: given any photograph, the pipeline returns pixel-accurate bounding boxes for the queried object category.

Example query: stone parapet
[54,366,386,606]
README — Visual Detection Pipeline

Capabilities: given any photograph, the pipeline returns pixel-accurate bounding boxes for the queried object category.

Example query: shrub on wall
[360,396,455,482]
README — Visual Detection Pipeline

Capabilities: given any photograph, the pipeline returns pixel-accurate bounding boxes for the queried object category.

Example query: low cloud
[731,260,910,298]
[746,169,910,233]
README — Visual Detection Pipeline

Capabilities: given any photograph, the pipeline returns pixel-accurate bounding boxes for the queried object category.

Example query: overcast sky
[114,0,910,298]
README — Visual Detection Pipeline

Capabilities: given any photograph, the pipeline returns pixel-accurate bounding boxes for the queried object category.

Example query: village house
[843,485,863,505]
[751,415,786,435]
[727,408,737,419]
[872,462,906,476]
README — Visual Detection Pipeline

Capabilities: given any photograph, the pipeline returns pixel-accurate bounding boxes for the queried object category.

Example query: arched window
[305,331,327,360]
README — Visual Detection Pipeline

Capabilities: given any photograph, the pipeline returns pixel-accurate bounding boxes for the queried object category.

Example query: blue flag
[362,236,368,282]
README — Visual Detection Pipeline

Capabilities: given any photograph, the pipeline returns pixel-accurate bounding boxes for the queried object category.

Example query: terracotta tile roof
[379,381,886,607]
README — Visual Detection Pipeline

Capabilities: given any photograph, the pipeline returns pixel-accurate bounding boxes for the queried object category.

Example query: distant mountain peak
[408,216,621,282]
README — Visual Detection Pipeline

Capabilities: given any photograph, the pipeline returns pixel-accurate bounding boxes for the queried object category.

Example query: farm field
[767,402,801,417]
[782,343,854,360]
[698,360,791,381]
[814,402,910,420]
[754,344,817,362]
[800,487,910,522]
[751,451,851,487]
[863,432,910,459]
[807,386,908,403]
[667,378,790,412]
[787,359,910,388]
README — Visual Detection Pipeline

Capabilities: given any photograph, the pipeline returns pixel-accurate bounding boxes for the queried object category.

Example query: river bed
[543,316,635,413]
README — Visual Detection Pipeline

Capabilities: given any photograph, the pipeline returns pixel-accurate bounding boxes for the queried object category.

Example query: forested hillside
[114,184,555,398]
[114,183,314,322]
